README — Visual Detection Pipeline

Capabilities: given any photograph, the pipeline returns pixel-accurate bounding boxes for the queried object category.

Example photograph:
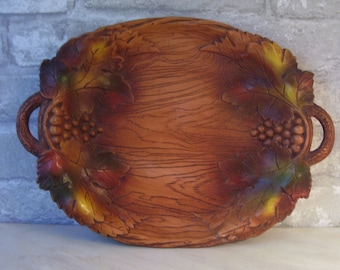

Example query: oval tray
[17,17,334,247]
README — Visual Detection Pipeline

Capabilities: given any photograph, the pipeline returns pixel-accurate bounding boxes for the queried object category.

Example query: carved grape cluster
[251,114,306,155]
[48,104,103,146]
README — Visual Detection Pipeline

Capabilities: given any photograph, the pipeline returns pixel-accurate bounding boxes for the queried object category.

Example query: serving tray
[16,17,334,247]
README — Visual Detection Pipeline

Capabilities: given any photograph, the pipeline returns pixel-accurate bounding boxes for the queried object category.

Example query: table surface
[0,223,339,270]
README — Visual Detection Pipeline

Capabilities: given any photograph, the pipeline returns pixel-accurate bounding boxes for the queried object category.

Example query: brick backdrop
[0,0,339,226]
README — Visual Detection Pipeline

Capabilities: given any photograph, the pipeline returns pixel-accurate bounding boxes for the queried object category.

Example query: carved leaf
[203,32,310,123]
[37,150,64,190]
[230,149,311,223]
[296,71,315,106]
[84,152,130,189]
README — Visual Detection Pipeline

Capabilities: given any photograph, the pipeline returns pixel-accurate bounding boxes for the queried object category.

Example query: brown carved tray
[16,17,334,247]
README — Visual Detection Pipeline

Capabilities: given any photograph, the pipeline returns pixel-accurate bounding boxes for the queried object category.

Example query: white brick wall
[0,0,68,14]
[270,0,340,18]
[84,0,265,13]
[9,19,67,66]
[0,0,339,226]
[0,18,7,66]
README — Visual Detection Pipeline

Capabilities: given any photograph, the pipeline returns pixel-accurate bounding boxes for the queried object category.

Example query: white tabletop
[0,223,339,270]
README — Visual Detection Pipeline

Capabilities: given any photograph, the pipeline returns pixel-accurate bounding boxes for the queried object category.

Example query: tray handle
[305,104,335,165]
[16,92,45,157]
